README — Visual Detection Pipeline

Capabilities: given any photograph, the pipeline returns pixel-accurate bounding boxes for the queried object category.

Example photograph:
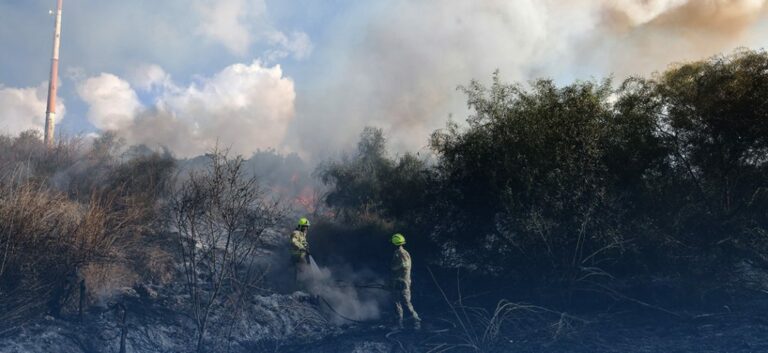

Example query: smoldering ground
[258,227,390,326]
[298,263,387,324]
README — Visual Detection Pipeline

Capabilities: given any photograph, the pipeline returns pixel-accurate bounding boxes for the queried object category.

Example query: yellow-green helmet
[391,233,406,246]
[298,217,310,227]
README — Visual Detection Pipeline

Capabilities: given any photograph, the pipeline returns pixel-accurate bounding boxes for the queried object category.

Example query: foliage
[318,50,768,287]
[317,127,438,269]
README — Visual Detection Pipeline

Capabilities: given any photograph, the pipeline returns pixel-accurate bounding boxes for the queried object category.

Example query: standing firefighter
[391,233,421,330]
[291,218,311,280]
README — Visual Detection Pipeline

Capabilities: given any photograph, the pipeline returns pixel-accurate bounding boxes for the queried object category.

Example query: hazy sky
[1,0,767,158]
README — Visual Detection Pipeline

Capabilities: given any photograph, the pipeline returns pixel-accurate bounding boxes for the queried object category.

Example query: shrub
[318,50,768,291]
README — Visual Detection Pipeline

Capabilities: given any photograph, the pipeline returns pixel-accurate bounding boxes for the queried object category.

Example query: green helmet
[298,217,310,227]
[391,233,406,246]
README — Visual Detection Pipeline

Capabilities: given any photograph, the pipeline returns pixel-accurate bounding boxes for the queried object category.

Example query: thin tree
[170,147,282,352]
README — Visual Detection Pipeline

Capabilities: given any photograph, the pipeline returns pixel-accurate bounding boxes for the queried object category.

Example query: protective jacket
[291,229,309,262]
[391,245,420,328]
[391,246,412,287]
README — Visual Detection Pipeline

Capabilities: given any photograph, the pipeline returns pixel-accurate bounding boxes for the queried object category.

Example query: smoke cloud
[265,31,314,62]
[77,61,296,158]
[290,0,768,156]
[128,64,172,92]
[594,0,768,77]
[57,0,767,159]
[0,82,66,135]
[298,263,384,324]
[196,0,261,56]
[77,74,142,131]
[195,0,312,59]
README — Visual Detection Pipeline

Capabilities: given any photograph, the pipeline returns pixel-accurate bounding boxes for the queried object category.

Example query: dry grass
[426,268,589,353]
[135,247,176,285]
[0,181,145,325]
[81,263,139,306]
[0,131,175,333]
[0,130,181,347]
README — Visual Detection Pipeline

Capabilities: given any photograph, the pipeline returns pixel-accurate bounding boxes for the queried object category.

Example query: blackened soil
[286,297,768,353]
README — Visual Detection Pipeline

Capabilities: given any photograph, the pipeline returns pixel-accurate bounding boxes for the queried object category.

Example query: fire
[294,186,316,213]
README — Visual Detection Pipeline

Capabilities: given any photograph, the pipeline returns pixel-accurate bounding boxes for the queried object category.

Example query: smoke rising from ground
[259,228,385,326]
[298,263,384,324]
[77,61,296,158]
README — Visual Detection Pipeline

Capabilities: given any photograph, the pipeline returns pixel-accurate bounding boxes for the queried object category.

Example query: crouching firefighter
[291,217,311,281]
[391,233,421,330]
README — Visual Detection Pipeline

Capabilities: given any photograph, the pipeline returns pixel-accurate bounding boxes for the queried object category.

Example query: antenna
[44,0,63,147]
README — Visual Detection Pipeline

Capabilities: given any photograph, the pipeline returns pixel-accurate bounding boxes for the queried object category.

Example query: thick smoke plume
[77,61,295,158]
[291,0,768,156]
[260,228,386,325]
[58,0,768,159]
[0,83,66,135]
[298,263,384,324]
[596,0,768,77]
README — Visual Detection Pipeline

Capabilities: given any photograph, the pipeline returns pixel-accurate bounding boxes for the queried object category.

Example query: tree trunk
[117,303,127,353]
[78,280,86,322]
[196,325,206,353]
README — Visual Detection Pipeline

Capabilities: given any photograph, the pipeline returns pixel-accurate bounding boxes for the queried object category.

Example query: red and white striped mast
[44,0,63,147]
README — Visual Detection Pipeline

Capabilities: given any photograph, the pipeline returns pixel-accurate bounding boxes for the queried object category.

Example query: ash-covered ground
[4,281,768,352]
[2,227,768,353]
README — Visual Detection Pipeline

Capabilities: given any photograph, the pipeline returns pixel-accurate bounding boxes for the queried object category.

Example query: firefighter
[291,217,311,280]
[391,233,421,330]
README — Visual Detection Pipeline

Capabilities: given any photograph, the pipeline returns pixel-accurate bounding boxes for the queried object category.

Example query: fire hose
[333,280,390,291]
[306,256,390,323]
[317,295,369,324]
[316,281,390,324]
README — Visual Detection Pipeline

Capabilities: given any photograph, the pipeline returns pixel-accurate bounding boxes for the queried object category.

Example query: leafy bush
[318,50,768,289]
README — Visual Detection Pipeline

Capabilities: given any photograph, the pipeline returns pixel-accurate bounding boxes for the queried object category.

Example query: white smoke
[297,263,384,324]
[0,82,65,135]
[57,0,768,159]
[290,0,768,156]
[77,74,142,131]
[128,64,172,92]
[264,31,314,62]
[195,0,313,59]
[608,0,690,24]
[77,61,296,158]
[196,0,260,56]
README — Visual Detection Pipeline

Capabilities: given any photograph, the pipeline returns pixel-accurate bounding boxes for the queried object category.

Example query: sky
[0,0,767,158]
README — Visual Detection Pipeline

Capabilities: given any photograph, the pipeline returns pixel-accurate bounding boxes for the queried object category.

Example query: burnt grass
[298,244,768,353]
[278,262,768,353]
[4,264,768,352]
[286,290,768,353]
